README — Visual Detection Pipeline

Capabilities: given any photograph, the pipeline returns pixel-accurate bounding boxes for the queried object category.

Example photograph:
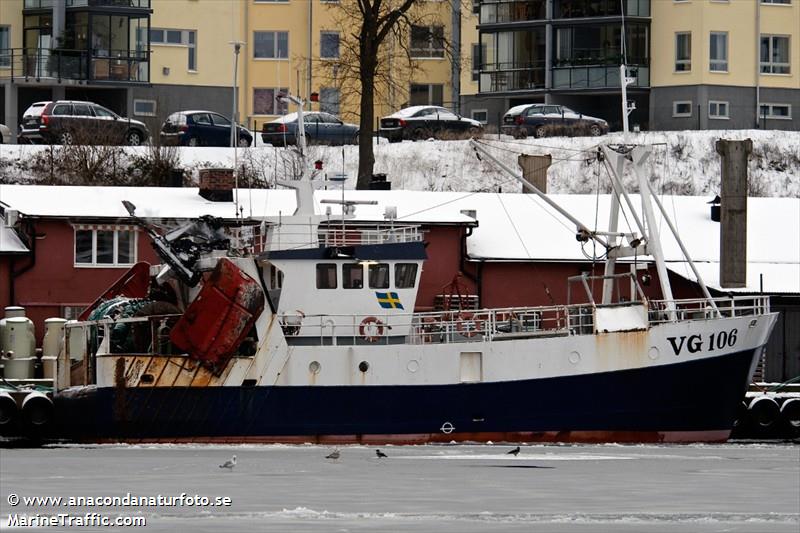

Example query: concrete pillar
[715,139,752,288]
[518,154,552,193]
[544,0,553,102]
[451,0,461,113]
[4,84,18,143]
[53,0,66,46]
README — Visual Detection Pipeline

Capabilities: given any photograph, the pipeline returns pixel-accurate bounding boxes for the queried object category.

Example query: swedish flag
[376,292,404,310]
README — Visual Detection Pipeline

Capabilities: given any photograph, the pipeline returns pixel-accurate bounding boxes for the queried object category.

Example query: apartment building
[462,0,651,130]
[650,0,799,131]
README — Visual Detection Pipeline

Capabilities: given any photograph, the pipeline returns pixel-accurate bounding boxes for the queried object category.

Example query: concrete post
[4,84,18,143]
[544,0,553,102]
[53,0,66,46]
[518,154,552,193]
[715,139,752,288]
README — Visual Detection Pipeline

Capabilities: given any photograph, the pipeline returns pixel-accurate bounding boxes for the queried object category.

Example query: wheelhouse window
[395,263,418,288]
[368,263,390,289]
[316,263,337,289]
[74,226,137,267]
[343,264,364,289]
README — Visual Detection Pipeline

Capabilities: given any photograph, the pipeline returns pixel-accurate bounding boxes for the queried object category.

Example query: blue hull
[52,348,758,444]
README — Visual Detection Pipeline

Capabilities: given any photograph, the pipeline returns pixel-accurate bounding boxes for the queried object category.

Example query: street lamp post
[229,40,245,217]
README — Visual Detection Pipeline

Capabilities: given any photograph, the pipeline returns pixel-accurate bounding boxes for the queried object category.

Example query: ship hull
[53,347,758,444]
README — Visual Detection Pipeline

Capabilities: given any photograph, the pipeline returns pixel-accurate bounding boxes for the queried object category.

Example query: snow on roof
[1,185,796,290]
[387,106,435,118]
[0,226,28,254]
[668,262,800,295]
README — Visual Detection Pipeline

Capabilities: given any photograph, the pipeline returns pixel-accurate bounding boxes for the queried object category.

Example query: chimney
[715,139,751,288]
[518,154,551,193]
[198,168,234,202]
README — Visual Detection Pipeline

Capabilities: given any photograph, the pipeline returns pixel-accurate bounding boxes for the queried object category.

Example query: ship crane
[469,140,719,319]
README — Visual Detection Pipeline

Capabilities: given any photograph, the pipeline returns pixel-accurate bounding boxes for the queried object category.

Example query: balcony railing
[0,48,149,83]
[554,0,650,18]
[479,61,546,92]
[480,0,547,24]
[65,0,151,7]
[552,64,649,89]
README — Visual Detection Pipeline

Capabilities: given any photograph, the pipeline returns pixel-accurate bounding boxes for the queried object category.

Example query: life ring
[359,316,385,342]
[456,312,486,338]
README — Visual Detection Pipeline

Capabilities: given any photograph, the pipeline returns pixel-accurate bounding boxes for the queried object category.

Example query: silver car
[0,123,11,144]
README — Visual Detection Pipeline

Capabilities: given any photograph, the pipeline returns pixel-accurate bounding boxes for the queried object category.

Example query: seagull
[506,446,520,457]
[325,449,340,461]
[376,449,388,459]
[219,454,237,470]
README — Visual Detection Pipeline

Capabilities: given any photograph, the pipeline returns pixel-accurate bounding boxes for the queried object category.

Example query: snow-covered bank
[0,129,797,197]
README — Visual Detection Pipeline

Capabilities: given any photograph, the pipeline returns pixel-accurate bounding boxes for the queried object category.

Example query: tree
[322,0,442,189]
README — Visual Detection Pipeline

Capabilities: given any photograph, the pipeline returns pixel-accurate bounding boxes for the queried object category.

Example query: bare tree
[319,0,451,189]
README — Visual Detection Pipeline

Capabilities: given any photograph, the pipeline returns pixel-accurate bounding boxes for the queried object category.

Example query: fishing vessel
[13,130,768,445]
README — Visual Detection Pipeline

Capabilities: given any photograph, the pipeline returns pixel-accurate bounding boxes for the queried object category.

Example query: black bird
[376,449,388,458]
[506,446,520,456]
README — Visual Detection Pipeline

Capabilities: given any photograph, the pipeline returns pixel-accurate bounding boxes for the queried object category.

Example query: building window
[0,26,10,68]
[759,103,792,119]
[320,31,339,59]
[254,31,289,59]
[471,109,488,123]
[343,264,364,289]
[253,88,289,115]
[74,226,137,267]
[761,0,791,4]
[395,263,417,288]
[708,100,729,119]
[760,35,790,74]
[255,0,289,3]
[151,28,197,71]
[672,101,692,117]
[709,32,728,72]
[368,263,390,289]
[133,99,156,116]
[316,264,337,289]
[471,43,485,82]
[409,84,443,106]
[675,32,691,72]
[410,25,445,58]
[319,87,340,115]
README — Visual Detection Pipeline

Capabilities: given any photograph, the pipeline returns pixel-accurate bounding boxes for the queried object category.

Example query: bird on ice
[219,454,237,470]
[506,446,521,456]
[325,449,341,461]
[376,449,388,458]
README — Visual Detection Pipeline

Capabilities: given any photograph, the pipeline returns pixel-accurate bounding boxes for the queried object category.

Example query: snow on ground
[0,129,798,198]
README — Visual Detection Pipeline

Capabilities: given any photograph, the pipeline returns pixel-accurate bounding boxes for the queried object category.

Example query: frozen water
[1,443,798,532]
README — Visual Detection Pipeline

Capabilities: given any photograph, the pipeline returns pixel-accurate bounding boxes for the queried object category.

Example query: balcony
[554,0,650,18]
[0,48,149,84]
[479,62,546,92]
[480,0,547,24]
[552,64,649,90]
[65,0,151,7]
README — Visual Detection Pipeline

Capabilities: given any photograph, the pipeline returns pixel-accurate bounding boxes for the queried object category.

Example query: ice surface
[1,443,798,532]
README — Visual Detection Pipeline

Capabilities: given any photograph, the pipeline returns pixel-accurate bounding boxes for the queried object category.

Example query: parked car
[379,106,483,142]
[501,104,608,138]
[261,112,359,147]
[0,123,11,144]
[160,111,252,147]
[19,100,149,145]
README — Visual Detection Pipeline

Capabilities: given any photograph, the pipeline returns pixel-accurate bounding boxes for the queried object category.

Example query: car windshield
[212,114,232,127]
[24,103,48,117]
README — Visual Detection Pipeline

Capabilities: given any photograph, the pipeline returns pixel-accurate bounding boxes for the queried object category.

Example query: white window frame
[410,25,445,59]
[254,31,289,60]
[471,109,489,124]
[758,103,792,120]
[73,225,138,268]
[672,101,692,118]
[0,26,10,69]
[709,31,728,72]
[133,99,156,117]
[708,100,729,119]
[760,0,791,5]
[674,32,691,72]
[760,35,790,74]
[320,31,340,59]
[150,28,197,71]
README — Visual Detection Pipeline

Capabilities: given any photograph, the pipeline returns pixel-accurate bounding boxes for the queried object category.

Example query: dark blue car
[261,112,359,147]
[160,111,253,147]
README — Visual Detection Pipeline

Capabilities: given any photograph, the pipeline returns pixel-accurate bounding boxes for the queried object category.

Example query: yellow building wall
[652,0,798,90]
[0,0,25,50]
[460,11,480,99]
[150,0,236,87]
